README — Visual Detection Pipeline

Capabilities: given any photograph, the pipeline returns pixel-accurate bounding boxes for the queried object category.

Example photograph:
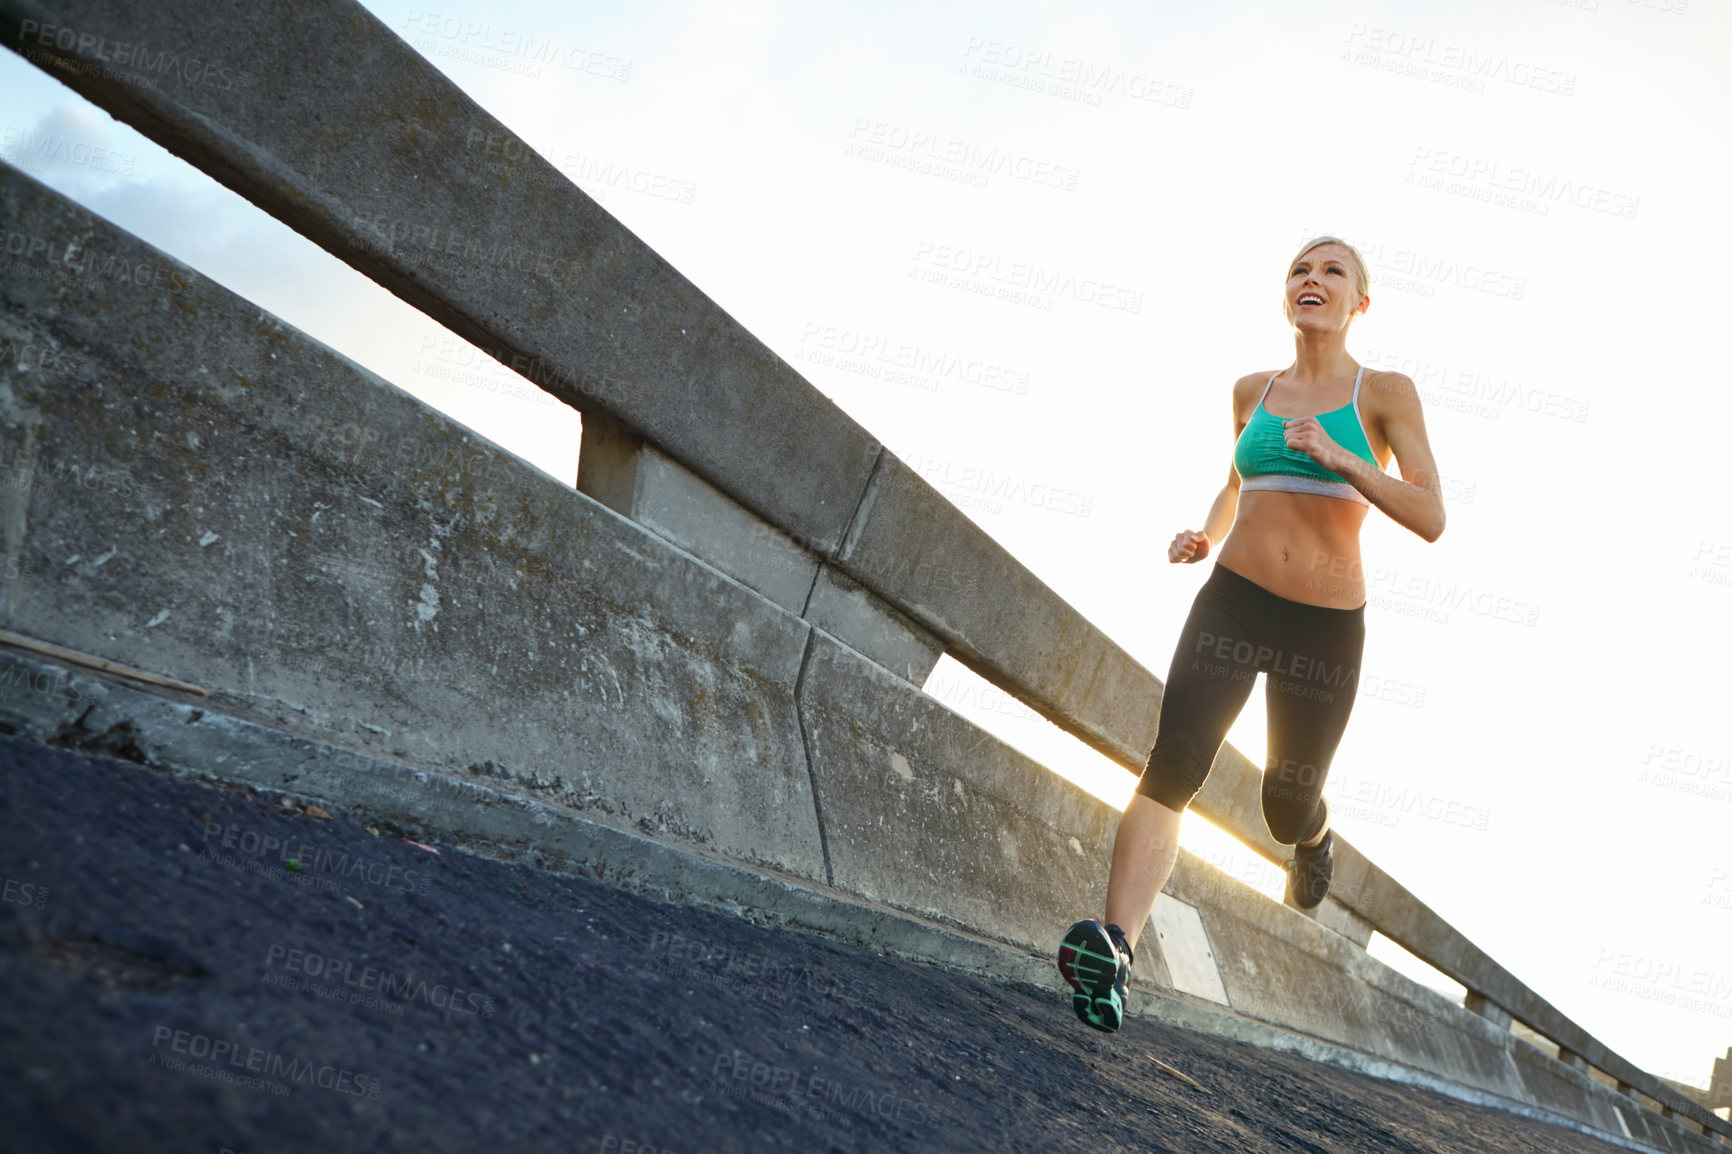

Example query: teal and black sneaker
[1285,828,1335,910]
[1057,919,1134,1032]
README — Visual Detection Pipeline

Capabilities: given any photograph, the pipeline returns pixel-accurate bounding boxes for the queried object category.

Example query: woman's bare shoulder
[1360,367,1421,415]
[1228,371,1277,426]
[1233,370,1279,394]
[1232,370,1277,407]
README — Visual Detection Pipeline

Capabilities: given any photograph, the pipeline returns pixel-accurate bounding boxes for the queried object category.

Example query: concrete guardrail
[0,1,1724,1144]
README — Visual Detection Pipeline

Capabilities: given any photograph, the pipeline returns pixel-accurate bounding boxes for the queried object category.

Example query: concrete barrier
[0,0,1491,981]
[0,0,879,558]
[0,163,825,886]
[3,4,1725,1140]
[796,626,1118,955]
[576,419,945,686]
[0,0,1173,804]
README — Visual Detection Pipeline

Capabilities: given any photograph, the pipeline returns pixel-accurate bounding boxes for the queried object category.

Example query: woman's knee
[1263,796,1325,845]
[1261,757,1327,844]
[1136,735,1214,812]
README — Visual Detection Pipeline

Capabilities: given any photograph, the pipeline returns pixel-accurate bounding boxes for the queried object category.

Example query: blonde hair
[1288,235,1370,307]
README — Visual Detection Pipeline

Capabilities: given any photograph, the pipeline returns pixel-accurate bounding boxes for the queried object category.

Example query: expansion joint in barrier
[791,626,834,888]
[832,445,887,567]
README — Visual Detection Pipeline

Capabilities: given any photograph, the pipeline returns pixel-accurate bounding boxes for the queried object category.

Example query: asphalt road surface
[0,734,1642,1153]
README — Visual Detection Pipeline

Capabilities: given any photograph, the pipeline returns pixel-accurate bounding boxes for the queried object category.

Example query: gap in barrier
[919,653,1288,903]
[1585,1062,1624,1092]
[920,652,1133,808]
[1366,930,1469,1005]
[1511,1018,1563,1059]
[0,47,585,488]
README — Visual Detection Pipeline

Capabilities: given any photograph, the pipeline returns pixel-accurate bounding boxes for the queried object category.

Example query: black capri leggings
[1136,563,1366,845]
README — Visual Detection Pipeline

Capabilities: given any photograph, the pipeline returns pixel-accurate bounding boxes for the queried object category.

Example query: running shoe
[1286,828,1334,910]
[1057,918,1134,1032]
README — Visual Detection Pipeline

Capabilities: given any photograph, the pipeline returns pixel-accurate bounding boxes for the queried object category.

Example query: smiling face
[1283,242,1370,331]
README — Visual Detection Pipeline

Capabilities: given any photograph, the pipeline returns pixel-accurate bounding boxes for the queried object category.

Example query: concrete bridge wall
[0,0,1725,1146]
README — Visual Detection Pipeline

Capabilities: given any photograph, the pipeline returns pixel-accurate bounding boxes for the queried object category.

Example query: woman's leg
[1109,569,1261,951]
[1260,605,1366,848]
[1104,792,1184,953]
[1062,569,1263,1032]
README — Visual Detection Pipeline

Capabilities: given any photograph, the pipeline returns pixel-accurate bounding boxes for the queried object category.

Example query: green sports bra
[1232,366,1379,506]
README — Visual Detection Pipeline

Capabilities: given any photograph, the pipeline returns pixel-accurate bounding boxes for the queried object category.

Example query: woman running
[1058,236,1445,1032]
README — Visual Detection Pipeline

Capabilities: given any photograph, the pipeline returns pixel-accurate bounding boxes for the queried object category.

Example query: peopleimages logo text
[150,1026,383,1099]
[201,821,431,894]
[15,21,253,91]
[911,241,1142,313]
[264,945,495,1017]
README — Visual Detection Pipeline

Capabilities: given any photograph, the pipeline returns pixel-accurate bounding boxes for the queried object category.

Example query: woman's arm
[1170,469,1241,561]
[1282,371,1446,543]
[1171,375,1257,562]
[1200,468,1242,545]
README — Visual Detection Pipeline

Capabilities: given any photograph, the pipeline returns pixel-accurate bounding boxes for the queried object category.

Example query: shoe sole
[1057,920,1124,1032]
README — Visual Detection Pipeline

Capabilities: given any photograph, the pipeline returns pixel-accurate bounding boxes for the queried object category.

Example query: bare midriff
[1215,490,1369,609]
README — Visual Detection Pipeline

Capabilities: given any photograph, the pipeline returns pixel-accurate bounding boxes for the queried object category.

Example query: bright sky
[5,0,1728,1091]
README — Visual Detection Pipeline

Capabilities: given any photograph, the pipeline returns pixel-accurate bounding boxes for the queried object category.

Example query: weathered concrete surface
[0,163,825,884]
[835,451,1162,766]
[5,734,1697,1154]
[577,421,943,683]
[1172,857,1529,1097]
[1468,990,1517,1030]
[802,565,944,686]
[577,417,820,615]
[796,630,1122,959]
[1309,889,1376,948]
[0,0,883,558]
[0,646,1069,989]
[1158,853,1723,1154]
[1335,848,1684,1116]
